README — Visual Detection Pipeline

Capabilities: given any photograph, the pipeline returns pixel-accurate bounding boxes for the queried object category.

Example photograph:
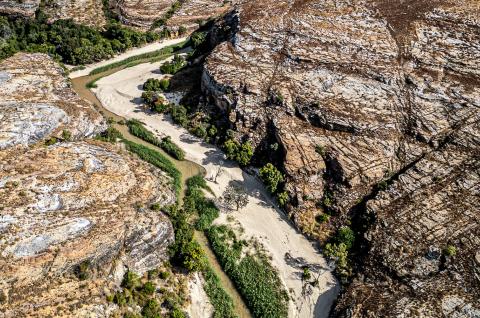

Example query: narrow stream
[71,68,252,318]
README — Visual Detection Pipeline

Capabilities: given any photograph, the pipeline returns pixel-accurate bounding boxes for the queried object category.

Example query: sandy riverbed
[92,60,339,318]
[68,37,187,78]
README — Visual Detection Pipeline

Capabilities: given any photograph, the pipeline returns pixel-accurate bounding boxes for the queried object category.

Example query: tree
[222,184,249,211]
[259,163,284,193]
[223,139,253,166]
[212,166,225,183]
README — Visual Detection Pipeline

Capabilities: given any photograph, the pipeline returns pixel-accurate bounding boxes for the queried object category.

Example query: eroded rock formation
[200,0,480,316]
[0,53,176,317]
[0,53,105,149]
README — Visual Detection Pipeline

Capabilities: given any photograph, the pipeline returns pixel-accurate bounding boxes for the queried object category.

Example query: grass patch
[184,175,218,231]
[88,41,186,76]
[207,225,289,318]
[127,119,185,160]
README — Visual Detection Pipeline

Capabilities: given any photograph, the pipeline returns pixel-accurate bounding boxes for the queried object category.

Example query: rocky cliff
[112,0,234,31]
[0,53,106,149]
[0,53,176,317]
[200,0,479,316]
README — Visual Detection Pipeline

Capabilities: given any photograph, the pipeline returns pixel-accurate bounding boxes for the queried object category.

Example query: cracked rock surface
[0,53,106,150]
[200,0,480,316]
[0,53,176,317]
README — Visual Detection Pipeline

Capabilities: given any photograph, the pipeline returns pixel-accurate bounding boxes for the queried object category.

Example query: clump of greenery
[183,176,218,230]
[171,105,188,127]
[207,225,289,318]
[277,191,289,206]
[143,78,170,92]
[151,1,183,29]
[259,163,284,193]
[223,139,253,166]
[161,136,185,160]
[302,267,311,281]
[315,213,330,224]
[62,129,72,141]
[74,260,90,280]
[44,136,59,146]
[443,245,457,257]
[160,54,186,74]
[324,226,356,280]
[190,31,207,48]
[0,12,162,65]
[315,144,326,157]
[95,126,122,143]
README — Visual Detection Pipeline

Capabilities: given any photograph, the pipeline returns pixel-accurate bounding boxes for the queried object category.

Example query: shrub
[143,78,170,91]
[171,105,188,127]
[336,226,355,249]
[95,126,122,143]
[160,54,186,74]
[178,26,187,35]
[277,191,289,206]
[190,31,207,48]
[315,144,325,157]
[44,137,58,146]
[259,163,284,193]
[122,271,140,289]
[302,267,311,280]
[324,242,351,279]
[161,136,185,160]
[159,271,170,279]
[443,245,457,257]
[315,213,330,223]
[62,129,72,141]
[223,139,253,166]
[142,281,156,295]
[191,123,208,139]
[142,299,161,318]
[74,260,90,280]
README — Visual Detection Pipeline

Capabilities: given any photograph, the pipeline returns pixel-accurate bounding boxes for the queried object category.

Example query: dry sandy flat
[68,37,187,78]
[93,60,339,318]
[186,273,214,318]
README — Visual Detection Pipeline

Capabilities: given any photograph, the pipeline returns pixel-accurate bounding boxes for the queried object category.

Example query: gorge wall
[0,53,176,317]
[200,0,480,316]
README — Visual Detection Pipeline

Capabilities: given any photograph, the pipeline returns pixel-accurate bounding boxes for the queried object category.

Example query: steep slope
[200,0,480,316]
[0,53,176,317]
[0,53,106,149]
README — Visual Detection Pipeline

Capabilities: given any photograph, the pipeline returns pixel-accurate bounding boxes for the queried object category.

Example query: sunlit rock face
[0,53,106,150]
[0,141,176,317]
[0,53,176,317]
[201,0,480,316]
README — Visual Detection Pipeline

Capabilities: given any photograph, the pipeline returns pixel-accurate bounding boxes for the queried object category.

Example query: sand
[68,37,187,78]
[186,273,214,318]
[93,60,339,318]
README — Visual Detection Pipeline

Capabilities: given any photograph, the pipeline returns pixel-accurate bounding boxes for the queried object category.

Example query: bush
[122,271,140,289]
[190,31,207,48]
[336,226,355,249]
[161,136,185,160]
[259,163,284,193]
[223,139,253,166]
[315,213,330,223]
[443,245,457,257]
[160,54,186,74]
[142,299,161,318]
[277,191,289,206]
[95,126,122,143]
[171,105,188,126]
[143,78,170,91]
[142,281,156,295]
[62,129,72,141]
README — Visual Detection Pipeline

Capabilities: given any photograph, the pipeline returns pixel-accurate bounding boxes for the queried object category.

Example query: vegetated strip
[127,119,185,160]
[102,125,238,317]
[184,176,289,317]
[88,41,186,75]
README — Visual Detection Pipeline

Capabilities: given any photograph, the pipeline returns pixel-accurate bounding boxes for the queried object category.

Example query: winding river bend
[71,67,252,318]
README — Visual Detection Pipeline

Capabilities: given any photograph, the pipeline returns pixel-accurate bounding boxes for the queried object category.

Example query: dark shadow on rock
[284,252,326,272]
[130,97,144,105]
[313,284,340,318]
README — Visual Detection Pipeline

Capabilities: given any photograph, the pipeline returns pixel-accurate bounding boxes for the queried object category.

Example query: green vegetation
[95,126,123,143]
[88,42,185,75]
[62,129,72,141]
[190,31,207,48]
[207,225,289,318]
[160,54,186,74]
[315,144,326,157]
[443,245,457,257]
[0,11,162,64]
[143,78,170,92]
[184,176,218,231]
[44,136,59,146]
[202,267,237,318]
[259,163,284,193]
[171,105,189,126]
[224,139,253,166]
[74,260,90,280]
[324,226,356,281]
[277,191,289,206]
[315,213,330,223]
[127,119,185,160]
[161,136,185,161]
